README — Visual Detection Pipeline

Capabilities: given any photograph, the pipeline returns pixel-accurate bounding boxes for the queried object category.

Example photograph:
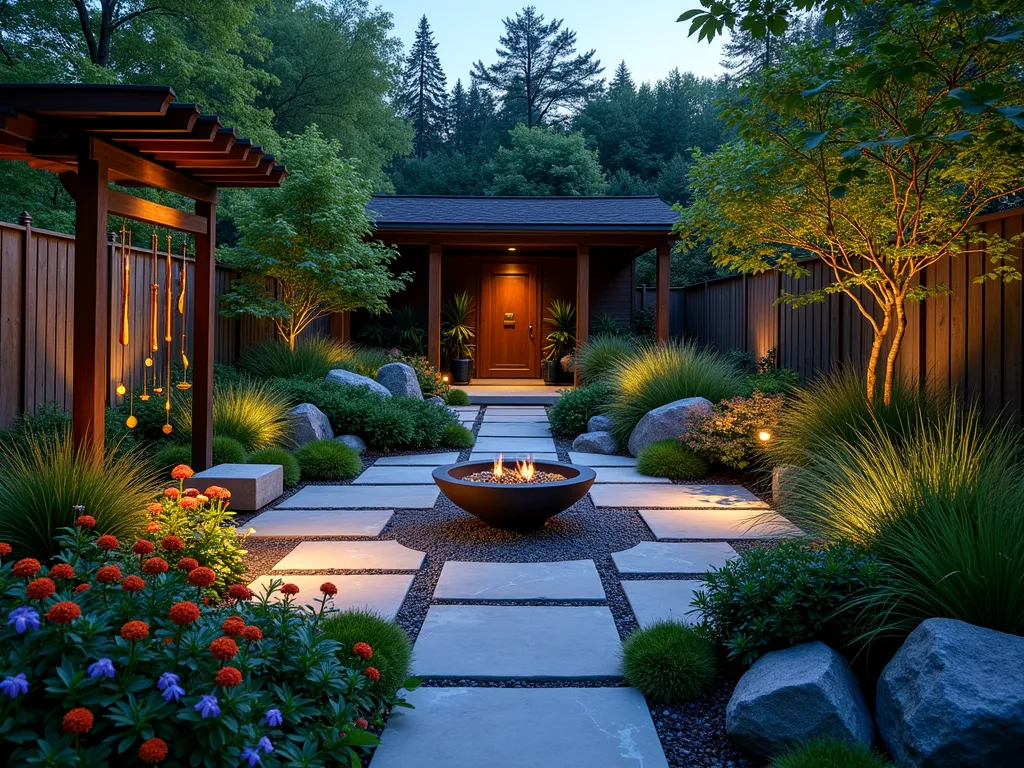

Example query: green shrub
[442,423,476,449]
[351,346,391,377]
[239,337,355,380]
[769,739,893,768]
[212,435,247,465]
[783,403,1024,642]
[0,433,156,559]
[213,363,244,386]
[385,351,448,397]
[153,442,192,472]
[321,609,415,699]
[178,380,292,452]
[607,340,745,445]
[247,447,301,488]
[692,542,884,665]
[685,391,785,469]
[578,334,637,384]
[445,388,470,406]
[637,439,709,480]
[295,439,362,480]
[745,368,799,395]
[621,622,717,703]
[548,381,613,437]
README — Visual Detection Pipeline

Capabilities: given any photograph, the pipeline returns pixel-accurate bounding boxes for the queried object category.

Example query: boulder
[287,403,333,445]
[572,431,619,455]
[627,397,713,457]
[876,618,1024,768]
[426,395,446,407]
[588,414,614,433]
[772,464,801,508]
[375,362,423,399]
[325,368,392,398]
[335,434,367,454]
[726,641,874,758]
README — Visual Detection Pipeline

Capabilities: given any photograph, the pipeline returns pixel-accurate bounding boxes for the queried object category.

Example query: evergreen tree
[399,15,447,158]
[471,6,603,127]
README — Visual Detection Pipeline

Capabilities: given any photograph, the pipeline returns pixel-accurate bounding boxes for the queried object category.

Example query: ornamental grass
[238,337,356,380]
[576,333,638,384]
[177,380,292,453]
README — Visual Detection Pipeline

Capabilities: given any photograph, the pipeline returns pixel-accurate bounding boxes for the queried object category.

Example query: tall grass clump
[239,337,355,380]
[0,433,157,559]
[769,740,893,768]
[178,380,292,452]
[577,334,637,384]
[621,622,717,703]
[606,340,744,445]
[351,347,391,378]
[781,403,1024,641]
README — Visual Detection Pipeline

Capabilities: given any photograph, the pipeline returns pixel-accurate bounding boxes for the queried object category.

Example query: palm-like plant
[391,305,426,355]
[441,292,475,360]
[543,299,576,362]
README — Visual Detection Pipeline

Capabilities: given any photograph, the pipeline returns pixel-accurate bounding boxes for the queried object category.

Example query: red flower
[121,575,146,592]
[49,563,74,580]
[95,534,119,551]
[12,558,41,577]
[62,707,94,735]
[120,620,149,641]
[164,487,180,500]
[145,522,161,533]
[26,577,56,600]
[138,737,168,764]
[320,582,338,597]
[169,601,201,625]
[74,583,90,594]
[161,535,184,552]
[241,625,263,643]
[221,616,246,637]
[280,583,300,596]
[146,502,164,516]
[214,666,242,687]
[75,515,96,528]
[188,567,216,588]
[133,539,155,557]
[171,464,194,480]
[142,557,169,575]
[365,667,381,681]
[353,642,373,660]
[226,584,252,601]
[355,717,368,729]
[0,542,12,556]
[183,487,200,498]
[209,636,238,661]
[179,496,200,510]
[46,601,81,624]
[96,564,122,584]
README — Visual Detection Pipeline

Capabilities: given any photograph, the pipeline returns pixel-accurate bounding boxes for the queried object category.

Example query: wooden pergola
[0,84,286,469]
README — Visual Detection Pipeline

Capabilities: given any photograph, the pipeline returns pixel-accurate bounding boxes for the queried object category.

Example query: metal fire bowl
[432,460,597,532]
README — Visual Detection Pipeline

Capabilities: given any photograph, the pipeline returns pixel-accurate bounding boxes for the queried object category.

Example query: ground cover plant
[247,448,301,488]
[444,388,470,406]
[768,739,893,768]
[636,439,708,480]
[577,334,637,384]
[441,423,475,449]
[294,440,362,481]
[621,622,716,704]
[685,391,784,470]
[239,337,356,380]
[548,381,613,438]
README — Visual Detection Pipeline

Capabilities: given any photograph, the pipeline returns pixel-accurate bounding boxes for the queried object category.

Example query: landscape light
[758,430,772,442]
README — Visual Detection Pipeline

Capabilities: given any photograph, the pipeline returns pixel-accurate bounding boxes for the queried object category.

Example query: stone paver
[477,422,552,437]
[449,406,480,413]
[480,414,550,422]
[373,452,460,465]
[353,465,438,484]
[590,483,770,509]
[369,687,668,768]
[485,406,549,413]
[247,573,414,619]
[473,437,557,453]
[621,580,704,628]
[568,452,637,467]
[413,605,622,679]
[276,484,439,509]
[434,560,605,601]
[468,452,559,462]
[244,509,393,537]
[593,466,666,484]
[272,540,425,571]
[640,507,802,539]
[612,541,738,574]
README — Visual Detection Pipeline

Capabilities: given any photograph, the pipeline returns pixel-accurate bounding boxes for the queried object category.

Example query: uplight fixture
[442,375,449,383]
[758,430,772,442]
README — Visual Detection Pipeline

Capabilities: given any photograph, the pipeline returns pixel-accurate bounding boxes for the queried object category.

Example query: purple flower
[87,658,116,679]
[0,673,28,699]
[7,606,40,634]
[241,748,262,767]
[157,671,185,703]
[264,708,283,727]
[257,736,273,754]
[194,694,220,719]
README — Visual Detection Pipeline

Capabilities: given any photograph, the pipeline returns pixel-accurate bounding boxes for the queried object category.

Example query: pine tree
[400,15,447,158]
[609,61,635,96]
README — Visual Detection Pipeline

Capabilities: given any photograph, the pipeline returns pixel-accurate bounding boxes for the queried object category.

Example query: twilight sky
[382,0,728,90]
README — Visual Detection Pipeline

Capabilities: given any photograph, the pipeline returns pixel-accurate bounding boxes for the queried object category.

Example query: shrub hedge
[548,382,613,438]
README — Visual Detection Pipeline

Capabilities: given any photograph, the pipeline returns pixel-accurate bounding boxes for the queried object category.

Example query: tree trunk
[865,303,892,403]
[883,299,908,407]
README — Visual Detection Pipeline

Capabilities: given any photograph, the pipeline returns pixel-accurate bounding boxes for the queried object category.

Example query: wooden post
[427,244,442,370]
[330,311,351,343]
[656,241,671,343]
[192,199,216,470]
[72,156,110,457]
[575,244,590,386]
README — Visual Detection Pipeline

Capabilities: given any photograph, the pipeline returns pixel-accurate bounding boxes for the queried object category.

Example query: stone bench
[185,463,284,512]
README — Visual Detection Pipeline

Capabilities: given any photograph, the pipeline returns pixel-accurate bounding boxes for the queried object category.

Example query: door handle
[528,324,534,340]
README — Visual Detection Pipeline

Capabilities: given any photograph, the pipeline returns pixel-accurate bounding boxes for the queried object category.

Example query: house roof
[368,195,678,232]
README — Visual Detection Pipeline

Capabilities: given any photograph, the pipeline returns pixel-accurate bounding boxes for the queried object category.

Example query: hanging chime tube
[177,241,191,390]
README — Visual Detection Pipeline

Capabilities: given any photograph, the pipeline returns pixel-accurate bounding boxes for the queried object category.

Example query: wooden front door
[478,262,540,378]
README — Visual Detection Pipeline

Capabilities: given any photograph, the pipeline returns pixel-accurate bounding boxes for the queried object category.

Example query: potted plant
[442,291,475,384]
[542,299,576,385]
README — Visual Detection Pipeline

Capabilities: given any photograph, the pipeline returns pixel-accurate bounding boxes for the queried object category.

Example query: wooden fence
[0,214,329,429]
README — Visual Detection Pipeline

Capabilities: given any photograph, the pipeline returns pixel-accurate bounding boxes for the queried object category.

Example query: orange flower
[170,464,194,480]
[146,502,164,516]
[146,522,161,533]
[12,558,41,577]
[120,620,149,641]
[164,487,180,500]
[188,567,216,588]
[204,486,231,500]
[195,494,210,504]
[209,636,238,661]
[62,707,94,735]
[221,616,246,637]
[320,582,338,597]
[365,666,381,681]
[96,565,122,584]
[161,535,184,552]
[169,601,201,625]
[353,642,373,660]
[214,666,242,687]
[177,557,199,572]
[46,601,81,624]
[142,557,168,575]
[138,737,168,764]
[95,534,119,551]
[179,496,200,510]
[133,539,155,557]
[226,584,252,601]
[26,577,56,600]
[0,542,12,556]
[75,515,96,528]
[241,625,263,643]
[280,583,300,596]
[49,563,74,580]
[74,583,90,594]
[121,575,146,592]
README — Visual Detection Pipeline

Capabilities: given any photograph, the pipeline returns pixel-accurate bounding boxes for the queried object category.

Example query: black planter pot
[450,358,472,384]
[542,360,561,385]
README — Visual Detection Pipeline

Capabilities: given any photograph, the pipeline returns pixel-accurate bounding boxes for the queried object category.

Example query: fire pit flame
[517,458,535,482]
[493,453,504,478]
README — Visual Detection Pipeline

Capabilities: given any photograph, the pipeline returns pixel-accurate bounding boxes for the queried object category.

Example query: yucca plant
[239,337,355,380]
[441,291,475,360]
[577,334,637,384]
[178,380,292,452]
[542,299,576,362]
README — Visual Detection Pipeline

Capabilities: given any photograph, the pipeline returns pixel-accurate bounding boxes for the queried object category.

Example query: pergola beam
[90,137,217,204]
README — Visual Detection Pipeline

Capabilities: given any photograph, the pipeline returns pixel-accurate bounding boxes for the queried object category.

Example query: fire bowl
[432,460,596,532]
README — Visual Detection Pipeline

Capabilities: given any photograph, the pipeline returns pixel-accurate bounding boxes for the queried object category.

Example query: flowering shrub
[385,349,449,398]
[0,520,395,767]
[684,391,785,469]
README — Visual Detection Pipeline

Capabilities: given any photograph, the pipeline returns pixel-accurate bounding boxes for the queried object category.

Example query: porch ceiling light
[508,247,516,251]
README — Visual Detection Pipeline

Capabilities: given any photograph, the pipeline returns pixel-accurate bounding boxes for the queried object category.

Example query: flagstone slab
[272,540,425,571]
[593,466,666,484]
[485,406,549,413]
[621,580,704,627]
[247,573,413,619]
[612,542,738,574]
[639,507,802,540]
[276,484,439,509]
[373,452,460,466]
[449,406,480,413]
[244,509,393,537]
[590,483,770,509]
[433,560,605,601]
[477,422,553,437]
[468,452,559,462]
[353,466,438,484]
[568,452,637,467]
[473,437,558,453]
[413,605,622,679]
[369,687,668,768]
